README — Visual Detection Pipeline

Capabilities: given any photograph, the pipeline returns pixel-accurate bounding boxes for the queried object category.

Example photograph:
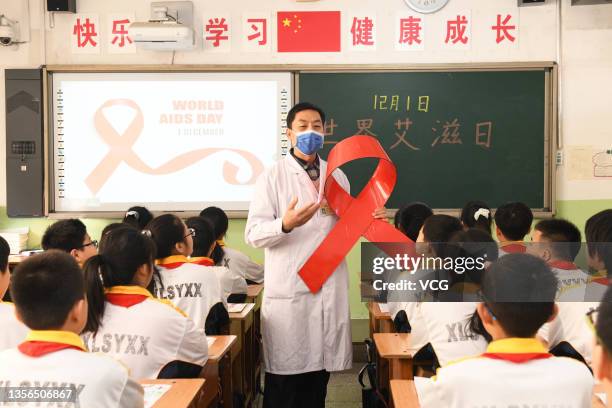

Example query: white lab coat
[245,155,352,375]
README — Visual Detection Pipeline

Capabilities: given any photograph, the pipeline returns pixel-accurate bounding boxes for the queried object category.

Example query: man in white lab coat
[246,102,385,408]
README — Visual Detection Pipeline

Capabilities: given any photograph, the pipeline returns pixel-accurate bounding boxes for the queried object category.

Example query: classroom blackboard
[298,67,554,211]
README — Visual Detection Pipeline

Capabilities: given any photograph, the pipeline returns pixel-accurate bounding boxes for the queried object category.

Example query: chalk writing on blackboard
[324,118,339,145]
[391,118,419,151]
[432,118,462,147]
[476,121,493,149]
[373,95,430,112]
[356,119,378,137]
[322,117,494,151]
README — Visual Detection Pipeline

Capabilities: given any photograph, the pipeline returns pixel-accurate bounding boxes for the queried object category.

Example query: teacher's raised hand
[282,197,321,233]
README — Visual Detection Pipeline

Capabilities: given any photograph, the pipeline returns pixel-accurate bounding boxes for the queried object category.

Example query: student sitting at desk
[200,206,264,284]
[187,215,247,302]
[538,211,612,365]
[388,214,463,336]
[412,229,496,367]
[0,251,144,408]
[0,235,28,351]
[416,254,593,408]
[81,225,207,379]
[531,218,595,363]
[41,218,98,265]
[494,202,533,256]
[148,214,226,334]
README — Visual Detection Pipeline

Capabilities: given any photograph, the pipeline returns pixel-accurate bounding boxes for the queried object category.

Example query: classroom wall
[1,0,612,340]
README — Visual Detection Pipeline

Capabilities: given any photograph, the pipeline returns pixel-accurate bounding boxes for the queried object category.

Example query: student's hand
[282,197,320,233]
[372,207,388,220]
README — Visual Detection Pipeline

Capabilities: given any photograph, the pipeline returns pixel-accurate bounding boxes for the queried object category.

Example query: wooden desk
[208,335,237,408]
[245,284,263,395]
[391,380,420,408]
[139,379,205,408]
[8,255,27,267]
[374,332,416,408]
[367,302,393,337]
[229,303,255,407]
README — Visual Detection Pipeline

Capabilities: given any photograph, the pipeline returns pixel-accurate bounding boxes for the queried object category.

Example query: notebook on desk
[228,303,247,313]
[143,383,172,408]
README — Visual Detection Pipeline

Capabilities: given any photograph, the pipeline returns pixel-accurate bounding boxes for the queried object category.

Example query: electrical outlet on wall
[556,150,564,166]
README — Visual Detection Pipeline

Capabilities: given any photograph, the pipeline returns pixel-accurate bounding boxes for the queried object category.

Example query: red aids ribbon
[85,99,264,195]
[298,135,413,293]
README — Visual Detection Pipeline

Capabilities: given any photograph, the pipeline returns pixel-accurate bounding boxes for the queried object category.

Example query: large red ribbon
[298,135,412,293]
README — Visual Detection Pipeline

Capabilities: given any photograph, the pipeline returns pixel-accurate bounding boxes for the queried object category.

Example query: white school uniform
[549,260,593,301]
[538,301,598,364]
[221,245,264,284]
[0,301,28,351]
[198,257,248,297]
[0,330,144,408]
[416,302,488,366]
[416,338,593,408]
[155,256,225,330]
[81,286,207,379]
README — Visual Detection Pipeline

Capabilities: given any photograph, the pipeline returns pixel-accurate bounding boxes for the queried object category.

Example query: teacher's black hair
[286,102,326,130]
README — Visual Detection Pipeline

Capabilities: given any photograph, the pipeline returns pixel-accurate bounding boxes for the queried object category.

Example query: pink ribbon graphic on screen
[298,135,413,294]
[85,99,264,194]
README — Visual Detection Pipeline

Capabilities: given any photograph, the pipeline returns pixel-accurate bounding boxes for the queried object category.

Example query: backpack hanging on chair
[358,338,388,408]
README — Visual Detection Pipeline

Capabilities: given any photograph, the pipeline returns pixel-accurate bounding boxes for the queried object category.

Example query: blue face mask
[294,130,324,155]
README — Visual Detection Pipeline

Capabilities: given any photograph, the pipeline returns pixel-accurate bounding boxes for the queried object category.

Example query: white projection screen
[50,72,292,213]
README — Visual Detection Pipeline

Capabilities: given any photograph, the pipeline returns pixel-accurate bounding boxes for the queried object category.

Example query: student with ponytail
[147,214,226,334]
[122,206,153,231]
[186,216,247,303]
[460,201,492,235]
[200,206,264,284]
[81,225,207,379]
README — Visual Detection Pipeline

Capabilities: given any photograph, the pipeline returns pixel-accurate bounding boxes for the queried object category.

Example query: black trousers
[263,370,331,408]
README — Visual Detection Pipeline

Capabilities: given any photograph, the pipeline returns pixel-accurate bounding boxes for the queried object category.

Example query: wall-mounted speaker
[518,0,546,6]
[46,0,76,13]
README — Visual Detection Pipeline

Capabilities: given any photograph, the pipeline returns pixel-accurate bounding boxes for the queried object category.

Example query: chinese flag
[277,11,341,52]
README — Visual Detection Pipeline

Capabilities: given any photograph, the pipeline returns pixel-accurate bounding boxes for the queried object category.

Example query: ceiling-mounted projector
[129,21,194,50]
[128,1,195,51]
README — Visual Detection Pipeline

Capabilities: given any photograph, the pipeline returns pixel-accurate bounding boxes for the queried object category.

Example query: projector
[128,21,194,50]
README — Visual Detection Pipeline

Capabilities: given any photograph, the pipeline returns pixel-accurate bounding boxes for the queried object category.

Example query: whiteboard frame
[45,67,294,218]
[44,63,556,218]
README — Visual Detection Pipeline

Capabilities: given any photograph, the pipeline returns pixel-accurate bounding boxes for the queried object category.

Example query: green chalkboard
[298,68,553,210]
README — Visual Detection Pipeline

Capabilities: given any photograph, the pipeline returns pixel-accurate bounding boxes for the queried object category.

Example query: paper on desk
[378,303,389,313]
[143,384,172,408]
[207,337,216,348]
[228,303,247,313]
